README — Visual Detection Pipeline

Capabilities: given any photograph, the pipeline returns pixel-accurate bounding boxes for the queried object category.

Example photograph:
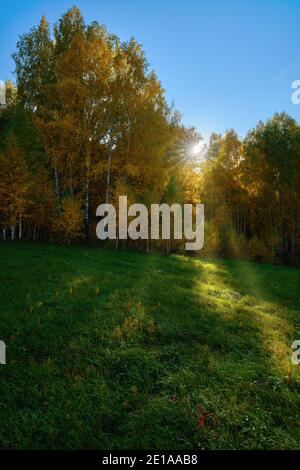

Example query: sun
[192,142,202,155]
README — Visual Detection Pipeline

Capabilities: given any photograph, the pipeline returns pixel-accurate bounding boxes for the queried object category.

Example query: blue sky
[1,0,300,141]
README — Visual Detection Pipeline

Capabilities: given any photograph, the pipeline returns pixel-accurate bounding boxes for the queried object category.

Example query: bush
[247,237,274,263]
[52,197,83,244]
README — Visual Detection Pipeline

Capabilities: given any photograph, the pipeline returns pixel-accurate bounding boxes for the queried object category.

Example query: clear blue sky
[1,0,300,140]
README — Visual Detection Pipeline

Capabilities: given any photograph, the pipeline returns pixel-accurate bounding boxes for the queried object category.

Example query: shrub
[247,237,274,263]
[52,197,83,244]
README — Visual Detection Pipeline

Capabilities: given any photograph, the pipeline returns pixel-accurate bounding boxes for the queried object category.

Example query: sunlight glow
[192,142,202,155]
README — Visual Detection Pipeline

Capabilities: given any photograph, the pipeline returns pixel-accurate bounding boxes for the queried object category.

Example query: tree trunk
[69,163,73,196]
[54,164,61,214]
[19,215,22,240]
[105,143,113,204]
[84,157,90,240]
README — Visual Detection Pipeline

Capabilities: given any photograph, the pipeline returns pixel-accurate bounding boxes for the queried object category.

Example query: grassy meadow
[0,242,300,449]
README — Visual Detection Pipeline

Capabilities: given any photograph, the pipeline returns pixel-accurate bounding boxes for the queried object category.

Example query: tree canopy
[1,7,300,264]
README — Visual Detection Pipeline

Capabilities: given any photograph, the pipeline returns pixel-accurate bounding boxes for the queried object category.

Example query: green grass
[0,242,300,449]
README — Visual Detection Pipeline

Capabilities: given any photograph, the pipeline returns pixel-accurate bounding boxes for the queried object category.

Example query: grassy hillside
[0,243,299,449]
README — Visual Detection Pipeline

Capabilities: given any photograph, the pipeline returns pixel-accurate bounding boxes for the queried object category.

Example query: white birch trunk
[19,215,22,240]
[105,144,113,204]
